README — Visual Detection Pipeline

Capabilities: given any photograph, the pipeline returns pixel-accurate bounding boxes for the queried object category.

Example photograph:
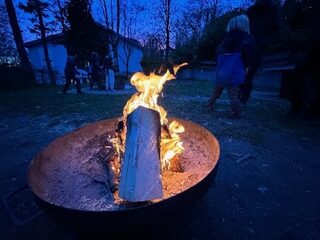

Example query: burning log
[166,155,183,172]
[115,63,188,202]
[161,124,183,172]
[119,107,163,202]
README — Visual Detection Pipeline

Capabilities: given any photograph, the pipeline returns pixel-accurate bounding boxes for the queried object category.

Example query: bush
[0,64,36,89]
[172,8,246,63]
[199,9,246,61]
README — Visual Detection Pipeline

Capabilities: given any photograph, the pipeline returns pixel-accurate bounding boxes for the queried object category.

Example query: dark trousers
[63,75,81,93]
[209,85,240,117]
[239,65,259,103]
[90,72,100,89]
[286,65,320,117]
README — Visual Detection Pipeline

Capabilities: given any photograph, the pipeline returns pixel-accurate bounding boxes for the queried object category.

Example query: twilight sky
[12,0,253,43]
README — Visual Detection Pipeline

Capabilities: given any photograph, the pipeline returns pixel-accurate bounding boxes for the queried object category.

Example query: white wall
[48,43,67,85]
[49,43,67,75]
[27,40,143,85]
[27,43,67,85]
[27,45,45,69]
[117,40,143,74]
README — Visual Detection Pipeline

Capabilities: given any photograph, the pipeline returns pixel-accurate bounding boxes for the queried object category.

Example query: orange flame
[123,63,188,123]
[160,120,185,169]
[122,63,188,170]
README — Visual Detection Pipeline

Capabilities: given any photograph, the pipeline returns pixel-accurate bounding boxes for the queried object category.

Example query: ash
[32,119,218,212]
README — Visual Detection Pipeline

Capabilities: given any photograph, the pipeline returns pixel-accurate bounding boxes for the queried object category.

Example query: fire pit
[27,64,220,231]
[27,118,219,229]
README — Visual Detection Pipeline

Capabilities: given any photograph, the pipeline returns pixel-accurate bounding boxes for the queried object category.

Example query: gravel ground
[0,80,319,240]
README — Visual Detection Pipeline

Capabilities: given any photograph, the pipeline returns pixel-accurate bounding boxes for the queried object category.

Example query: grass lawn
[0,80,320,240]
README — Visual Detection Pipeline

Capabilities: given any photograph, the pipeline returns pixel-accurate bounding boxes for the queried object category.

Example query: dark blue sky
[13,0,252,42]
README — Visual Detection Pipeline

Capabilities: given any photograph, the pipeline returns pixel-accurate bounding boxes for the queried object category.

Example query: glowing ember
[160,120,185,170]
[112,63,187,170]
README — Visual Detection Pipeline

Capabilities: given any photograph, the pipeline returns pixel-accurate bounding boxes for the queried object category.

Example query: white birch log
[119,107,163,202]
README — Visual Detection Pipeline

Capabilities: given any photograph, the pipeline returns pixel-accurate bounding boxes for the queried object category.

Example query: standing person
[240,0,279,104]
[247,0,279,52]
[62,55,81,94]
[104,53,115,91]
[208,15,257,118]
[285,0,320,119]
[89,52,100,89]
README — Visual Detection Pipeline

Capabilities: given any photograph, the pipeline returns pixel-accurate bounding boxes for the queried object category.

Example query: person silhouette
[208,15,257,118]
[62,55,81,94]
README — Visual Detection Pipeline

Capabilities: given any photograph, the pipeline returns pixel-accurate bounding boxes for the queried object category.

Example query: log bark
[119,107,163,202]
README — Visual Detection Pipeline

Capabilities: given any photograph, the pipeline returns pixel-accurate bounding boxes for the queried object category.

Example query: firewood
[119,107,163,202]
[161,125,183,172]
[168,155,183,172]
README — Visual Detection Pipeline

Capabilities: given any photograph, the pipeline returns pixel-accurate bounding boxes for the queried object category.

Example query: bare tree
[50,0,68,34]
[112,0,120,72]
[211,0,220,20]
[199,0,221,23]
[110,0,115,31]
[164,0,170,62]
[118,2,143,76]
[116,0,120,34]
[0,3,18,65]
[19,0,56,84]
[153,0,172,63]
[98,0,120,71]
[173,0,222,63]
[99,0,110,29]
[4,0,33,68]
[141,33,164,72]
[176,0,221,44]
[118,0,130,75]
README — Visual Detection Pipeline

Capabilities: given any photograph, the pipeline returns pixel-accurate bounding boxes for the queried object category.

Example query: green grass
[0,80,214,118]
[0,81,319,145]
[163,79,214,97]
[0,86,130,118]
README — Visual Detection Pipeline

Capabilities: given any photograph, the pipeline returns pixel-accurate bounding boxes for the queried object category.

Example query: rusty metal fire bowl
[27,118,220,229]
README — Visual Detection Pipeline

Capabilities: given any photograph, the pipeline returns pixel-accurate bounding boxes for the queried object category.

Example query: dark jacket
[247,1,280,51]
[216,29,259,69]
[89,54,100,74]
[103,56,113,71]
[64,57,77,78]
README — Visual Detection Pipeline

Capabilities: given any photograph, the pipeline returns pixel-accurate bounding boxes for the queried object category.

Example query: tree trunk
[125,60,129,77]
[165,0,170,63]
[55,0,68,51]
[4,0,34,78]
[112,0,120,73]
[110,0,114,31]
[37,7,56,85]
[119,107,163,202]
[116,0,120,38]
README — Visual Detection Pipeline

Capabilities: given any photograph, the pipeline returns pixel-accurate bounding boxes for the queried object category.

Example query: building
[25,33,144,85]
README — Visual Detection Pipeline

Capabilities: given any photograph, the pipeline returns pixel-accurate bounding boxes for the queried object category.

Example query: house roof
[95,22,143,50]
[24,33,65,48]
[24,25,143,50]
